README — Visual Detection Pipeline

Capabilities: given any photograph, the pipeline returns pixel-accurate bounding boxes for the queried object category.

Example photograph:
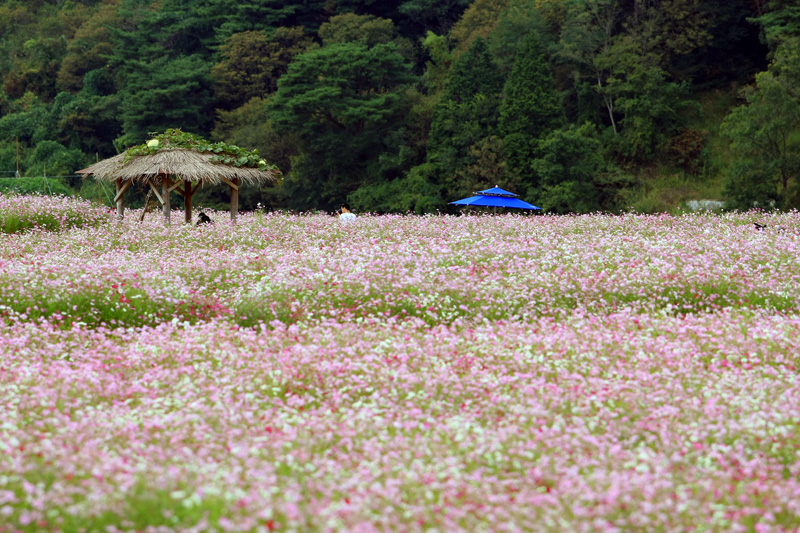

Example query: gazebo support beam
[148,180,164,205]
[114,179,131,219]
[162,176,171,226]
[220,177,238,191]
[229,177,239,223]
[139,189,153,223]
[184,179,192,224]
[113,180,131,204]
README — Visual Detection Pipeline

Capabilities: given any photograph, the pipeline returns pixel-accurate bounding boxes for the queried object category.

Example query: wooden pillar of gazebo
[184,179,192,224]
[147,177,164,223]
[231,177,239,223]
[222,177,239,223]
[162,176,171,226]
[146,175,201,226]
[180,180,202,224]
[114,178,131,220]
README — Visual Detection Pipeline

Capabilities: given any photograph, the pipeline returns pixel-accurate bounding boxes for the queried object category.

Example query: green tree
[2,35,68,101]
[0,92,49,147]
[205,0,332,42]
[599,35,690,161]
[420,31,453,94]
[269,42,415,211]
[499,31,564,189]
[621,0,711,74]
[56,3,118,93]
[750,1,800,49]
[487,0,554,73]
[319,13,397,46]
[59,71,123,157]
[211,27,314,110]
[211,97,298,210]
[115,55,214,149]
[530,122,628,213]
[334,0,472,38]
[424,38,505,201]
[26,139,88,179]
[348,164,443,214]
[687,1,767,86]
[0,1,94,100]
[396,0,473,36]
[553,0,622,132]
[722,39,800,210]
[448,0,511,51]
[348,85,435,213]
[451,135,506,198]
[105,1,216,147]
[554,0,691,161]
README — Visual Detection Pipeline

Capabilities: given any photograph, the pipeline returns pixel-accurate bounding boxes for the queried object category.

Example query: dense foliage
[0,0,798,212]
[125,129,280,172]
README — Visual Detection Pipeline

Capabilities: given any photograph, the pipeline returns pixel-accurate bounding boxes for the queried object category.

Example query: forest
[0,0,798,214]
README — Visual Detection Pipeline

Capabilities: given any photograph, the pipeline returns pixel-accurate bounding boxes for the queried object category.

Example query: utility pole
[15,137,20,177]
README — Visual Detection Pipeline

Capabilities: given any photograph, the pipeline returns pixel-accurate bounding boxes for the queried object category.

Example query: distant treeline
[0,0,798,213]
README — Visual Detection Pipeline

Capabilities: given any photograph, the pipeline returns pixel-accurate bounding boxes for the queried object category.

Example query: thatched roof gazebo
[76,129,281,225]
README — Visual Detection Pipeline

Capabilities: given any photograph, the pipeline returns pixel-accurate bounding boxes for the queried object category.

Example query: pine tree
[499,31,563,139]
[427,38,504,170]
[422,38,506,201]
[499,31,564,192]
[269,42,414,210]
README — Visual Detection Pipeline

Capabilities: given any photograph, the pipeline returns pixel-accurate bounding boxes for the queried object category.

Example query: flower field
[1,195,799,532]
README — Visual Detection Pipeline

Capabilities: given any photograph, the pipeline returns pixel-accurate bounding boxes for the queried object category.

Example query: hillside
[0,0,798,214]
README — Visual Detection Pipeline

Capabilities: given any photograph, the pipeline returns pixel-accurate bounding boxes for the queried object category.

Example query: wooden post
[162,176,171,226]
[184,179,192,224]
[115,178,124,219]
[139,189,152,222]
[230,177,239,223]
[96,153,100,204]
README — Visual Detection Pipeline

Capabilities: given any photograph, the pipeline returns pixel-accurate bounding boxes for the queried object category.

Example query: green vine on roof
[125,129,281,173]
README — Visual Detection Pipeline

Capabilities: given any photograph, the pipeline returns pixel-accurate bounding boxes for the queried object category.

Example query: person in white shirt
[339,203,356,222]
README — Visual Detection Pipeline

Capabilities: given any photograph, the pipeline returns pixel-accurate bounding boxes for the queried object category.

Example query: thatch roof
[77,148,280,186]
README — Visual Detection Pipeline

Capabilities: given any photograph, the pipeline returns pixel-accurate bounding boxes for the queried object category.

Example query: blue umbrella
[450,186,541,210]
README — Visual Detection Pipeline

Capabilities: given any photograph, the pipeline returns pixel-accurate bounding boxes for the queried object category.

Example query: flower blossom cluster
[1,199,799,532]
[0,194,110,234]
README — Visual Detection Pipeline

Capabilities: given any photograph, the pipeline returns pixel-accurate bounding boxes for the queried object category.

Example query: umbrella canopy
[450,186,541,210]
